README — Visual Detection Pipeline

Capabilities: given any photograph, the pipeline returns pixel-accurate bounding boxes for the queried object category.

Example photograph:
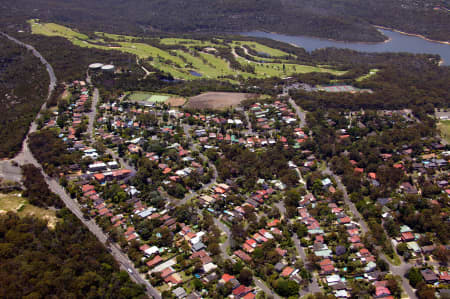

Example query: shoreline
[373,25,450,45]
[258,29,389,45]
[256,26,448,46]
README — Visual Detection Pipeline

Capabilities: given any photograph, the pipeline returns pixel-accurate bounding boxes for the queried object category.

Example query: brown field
[186,92,258,110]
[166,97,186,107]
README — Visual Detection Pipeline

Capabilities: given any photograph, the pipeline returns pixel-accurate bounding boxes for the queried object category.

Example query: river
[241,29,450,65]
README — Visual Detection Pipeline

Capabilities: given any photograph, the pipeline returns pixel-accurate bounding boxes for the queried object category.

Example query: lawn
[356,68,380,82]
[231,41,289,57]
[29,19,88,40]
[128,92,171,102]
[0,193,57,228]
[438,120,450,143]
[236,56,346,78]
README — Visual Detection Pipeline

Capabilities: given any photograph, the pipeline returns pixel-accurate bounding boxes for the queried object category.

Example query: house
[320,259,335,275]
[233,285,252,298]
[234,250,252,262]
[274,262,286,272]
[400,182,418,194]
[146,255,163,268]
[401,232,415,242]
[281,266,294,278]
[172,287,187,298]
[375,286,391,298]
[421,269,438,284]
[220,273,235,284]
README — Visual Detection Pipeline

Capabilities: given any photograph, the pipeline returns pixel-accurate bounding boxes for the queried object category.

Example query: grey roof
[192,242,206,252]
[173,287,187,298]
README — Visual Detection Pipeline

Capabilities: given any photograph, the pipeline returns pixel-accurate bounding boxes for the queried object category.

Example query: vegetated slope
[290,50,450,112]
[1,0,449,42]
[0,211,146,298]
[0,36,49,158]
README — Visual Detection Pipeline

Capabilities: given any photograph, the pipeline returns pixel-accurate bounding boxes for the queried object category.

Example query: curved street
[0,33,160,299]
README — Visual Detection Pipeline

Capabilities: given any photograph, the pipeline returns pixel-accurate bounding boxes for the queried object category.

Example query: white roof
[326,274,341,283]
[144,246,160,256]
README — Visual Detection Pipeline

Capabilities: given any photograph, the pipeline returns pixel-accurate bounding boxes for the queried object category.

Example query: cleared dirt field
[166,97,186,107]
[186,92,258,110]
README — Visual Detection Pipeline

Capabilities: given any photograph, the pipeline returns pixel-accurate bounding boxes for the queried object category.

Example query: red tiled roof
[221,273,235,283]
[281,266,294,277]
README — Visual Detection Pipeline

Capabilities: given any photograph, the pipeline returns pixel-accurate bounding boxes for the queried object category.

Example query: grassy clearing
[29,19,88,40]
[127,91,179,103]
[356,68,380,82]
[236,56,345,78]
[438,120,450,143]
[0,193,57,228]
[231,41,289,57]
[94,32,138,41]
[29,20,346,81]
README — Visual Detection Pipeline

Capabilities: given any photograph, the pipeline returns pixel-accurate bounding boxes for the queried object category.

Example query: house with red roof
[221,273,235,283]
[281,266,294,278]
[146,255,163,268]
[375,286,392,298]
[233,285,252,298]
[267,219,280,227]
[401,232,415,242]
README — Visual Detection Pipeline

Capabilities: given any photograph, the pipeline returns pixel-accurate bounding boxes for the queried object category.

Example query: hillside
[1,0,449,42]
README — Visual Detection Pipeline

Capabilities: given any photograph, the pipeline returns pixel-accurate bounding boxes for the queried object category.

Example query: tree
[433,246,449,265]
[396,243,408,256]
[238,268,253,285]
[407,267,423,288]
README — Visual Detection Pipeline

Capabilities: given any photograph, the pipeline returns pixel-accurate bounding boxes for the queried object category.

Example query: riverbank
[374,25,450,45]
[258,29,389,45]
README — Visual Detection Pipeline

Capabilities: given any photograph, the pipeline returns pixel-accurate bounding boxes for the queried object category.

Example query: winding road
[0,33,160,299]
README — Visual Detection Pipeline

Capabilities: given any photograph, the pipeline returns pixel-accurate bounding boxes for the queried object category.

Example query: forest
[0,36,49,158]
[1,0,448,42]
[290,53,450,111]
[0,210,146,298]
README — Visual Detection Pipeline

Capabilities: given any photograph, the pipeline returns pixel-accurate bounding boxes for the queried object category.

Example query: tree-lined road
[0,33,160,298]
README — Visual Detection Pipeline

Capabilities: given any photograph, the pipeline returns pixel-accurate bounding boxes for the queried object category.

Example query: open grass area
[0,193,58,228]
[29,19,88,40]
[438,120,450,143]
[29,20,347,81]
[231,41,289,57]
[128,92,170,102]
[356,68,380,82]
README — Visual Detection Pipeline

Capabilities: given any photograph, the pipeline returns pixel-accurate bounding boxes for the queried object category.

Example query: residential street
[288,98,306,128]
[0,34,160,299]
[87,88,99,141]
[322,166,417,299]
[213,218,233,261]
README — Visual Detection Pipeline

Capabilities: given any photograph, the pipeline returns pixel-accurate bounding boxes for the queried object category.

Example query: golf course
[29,19,347,81]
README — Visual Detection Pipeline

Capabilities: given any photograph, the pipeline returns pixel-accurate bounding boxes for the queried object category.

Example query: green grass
[94,32,138,41]
[384,251,402,266]
[0,193,57,228]
[231,41,289,57]
[29,20,347,81]
[438,120,450,143]
[29,19,88,40]
[356,68,380,82]
[127,92,170,102]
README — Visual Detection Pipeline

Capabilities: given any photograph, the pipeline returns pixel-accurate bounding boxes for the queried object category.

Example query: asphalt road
[288,98,306,128]
[322,166,369,234]
[322,166,417,299]
[213,218,233,261]
[87,88,99,141]
[0,34,160,298]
